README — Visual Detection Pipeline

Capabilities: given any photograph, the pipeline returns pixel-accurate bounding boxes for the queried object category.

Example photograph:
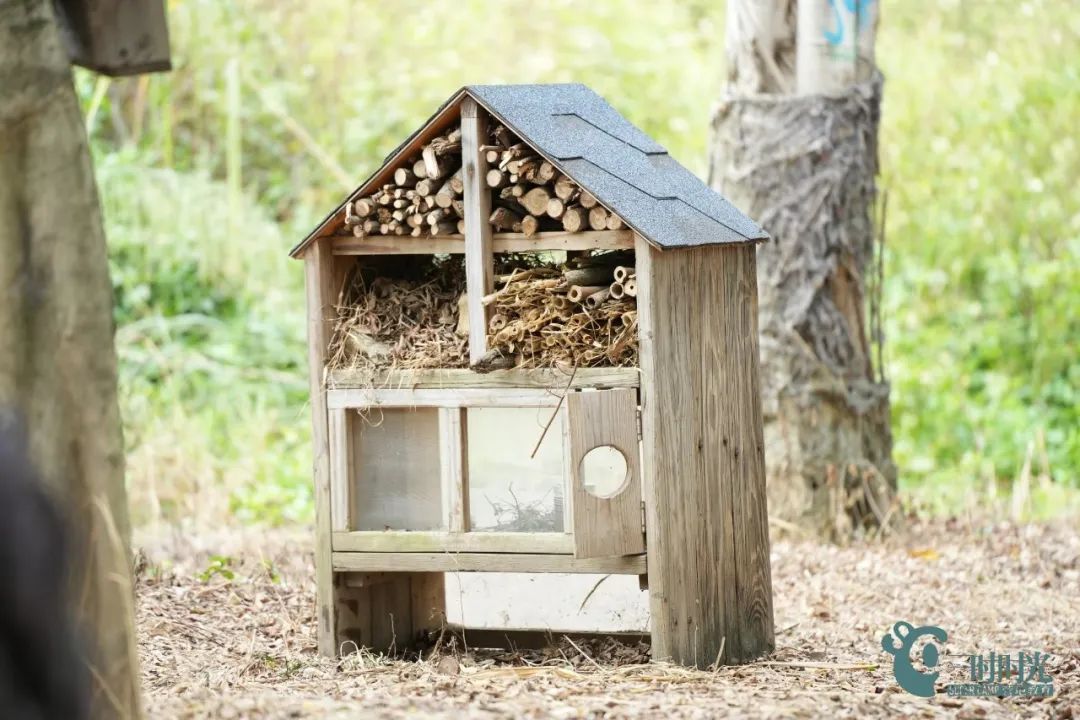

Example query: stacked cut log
[341,125,467,238]
[483,125,625,236]
[483,253,637,367]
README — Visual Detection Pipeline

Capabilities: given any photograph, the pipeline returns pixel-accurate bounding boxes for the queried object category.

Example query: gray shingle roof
[467,83,768,248]
[291,83,766,257]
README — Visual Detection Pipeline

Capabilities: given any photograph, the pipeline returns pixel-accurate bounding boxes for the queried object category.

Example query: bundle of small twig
[483,254,637,367]
[484,125,624,237]
[341,126,465,239]
[327,259,468,371]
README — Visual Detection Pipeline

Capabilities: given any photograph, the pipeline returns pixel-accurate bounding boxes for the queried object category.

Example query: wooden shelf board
[332,551,646,574]
[327,367,640,390]
[332,531,574,554]
[329,230,634,255]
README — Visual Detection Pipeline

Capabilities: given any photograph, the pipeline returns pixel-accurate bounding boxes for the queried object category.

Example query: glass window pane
[467,407,565,532]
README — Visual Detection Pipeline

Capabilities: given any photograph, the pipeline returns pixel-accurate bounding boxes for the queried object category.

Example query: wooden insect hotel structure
[290,84,775,668]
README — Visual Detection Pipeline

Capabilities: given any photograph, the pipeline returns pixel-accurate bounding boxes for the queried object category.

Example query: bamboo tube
[609,282,625,299]
[585,288,611,309]
[489,314,507,332]
[567,285,606,303]
[564,266,614,286]
[623,278,637,297]
[613,266,634,283]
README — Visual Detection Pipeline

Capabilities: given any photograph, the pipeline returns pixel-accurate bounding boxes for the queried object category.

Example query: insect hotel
[290,84,775,668]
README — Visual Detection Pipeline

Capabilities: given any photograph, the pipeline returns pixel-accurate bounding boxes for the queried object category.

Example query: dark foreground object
[0,420,87,720]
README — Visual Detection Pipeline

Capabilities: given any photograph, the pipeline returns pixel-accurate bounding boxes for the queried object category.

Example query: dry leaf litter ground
[136,518,1079,719]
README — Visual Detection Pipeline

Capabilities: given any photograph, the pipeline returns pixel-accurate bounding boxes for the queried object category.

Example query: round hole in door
[579,445,629,499]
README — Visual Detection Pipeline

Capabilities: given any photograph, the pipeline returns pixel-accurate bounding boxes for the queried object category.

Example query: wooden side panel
[304,239,338,656]
[637,235,774,667]
[567,390,645,558]
[461,97,494,365]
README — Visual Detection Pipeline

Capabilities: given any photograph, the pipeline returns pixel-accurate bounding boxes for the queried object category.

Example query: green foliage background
[78,0,1079,528]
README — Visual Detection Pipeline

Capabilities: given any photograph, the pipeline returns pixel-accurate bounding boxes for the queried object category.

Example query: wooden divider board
[566,389,645,558]
[461,97,493,365]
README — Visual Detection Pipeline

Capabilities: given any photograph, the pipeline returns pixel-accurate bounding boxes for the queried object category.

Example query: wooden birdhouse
[290,84,774,668]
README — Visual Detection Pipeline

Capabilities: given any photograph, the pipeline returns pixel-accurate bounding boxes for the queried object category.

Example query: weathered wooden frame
[326,382,645,555]
[300,96,774,666]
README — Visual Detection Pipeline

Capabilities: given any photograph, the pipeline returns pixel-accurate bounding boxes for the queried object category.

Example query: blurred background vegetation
[77,0,1079,530]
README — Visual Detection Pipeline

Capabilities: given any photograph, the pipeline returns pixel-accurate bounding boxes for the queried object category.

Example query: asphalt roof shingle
[467,83,768,248]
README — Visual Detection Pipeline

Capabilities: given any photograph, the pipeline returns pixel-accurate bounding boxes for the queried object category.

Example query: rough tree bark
[711,0,895,538]
[0,0,141,717]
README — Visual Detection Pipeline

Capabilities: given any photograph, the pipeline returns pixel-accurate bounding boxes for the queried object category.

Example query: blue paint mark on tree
[824,0,875,47]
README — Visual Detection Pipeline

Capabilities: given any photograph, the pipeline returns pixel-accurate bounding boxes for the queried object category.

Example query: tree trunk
[711,0,895,539]
[0,1,141,717]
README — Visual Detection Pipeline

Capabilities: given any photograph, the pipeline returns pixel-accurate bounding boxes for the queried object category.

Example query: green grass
[82,0,1080,528]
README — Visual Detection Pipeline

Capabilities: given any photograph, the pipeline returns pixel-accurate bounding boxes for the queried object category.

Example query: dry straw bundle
[327,258,469,372]
[485,253,638,368]
[327,252,638,374]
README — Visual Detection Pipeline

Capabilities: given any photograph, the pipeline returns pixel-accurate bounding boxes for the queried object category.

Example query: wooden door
[565,389,645,558]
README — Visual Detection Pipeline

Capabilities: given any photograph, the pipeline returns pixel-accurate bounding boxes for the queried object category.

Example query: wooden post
[636,235,774,667]
[461,97,493,365]
[304,238,338,656]
[329,408,353,532]
[439,407,469,532]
